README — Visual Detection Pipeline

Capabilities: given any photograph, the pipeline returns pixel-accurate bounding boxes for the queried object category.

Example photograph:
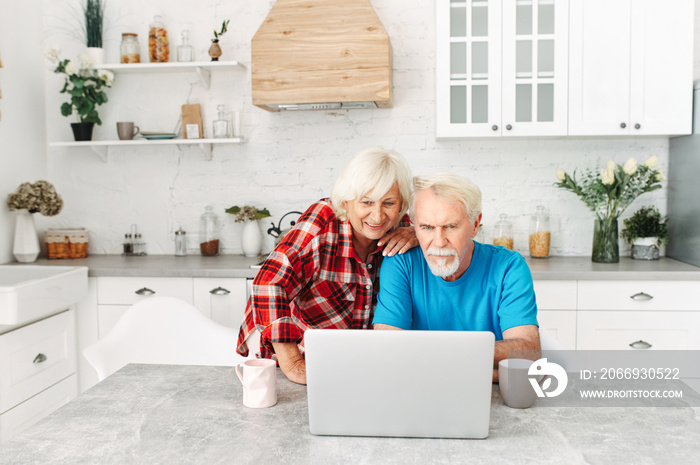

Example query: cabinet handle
[506,124,512,131]
[210,286,231,295]
[135,287,155,296]
[491,125,498,131]
[630,292,653,301]
[620,122,627,128]
[634,123,641,130]
[33,353,47,364]
[629,340,652,350]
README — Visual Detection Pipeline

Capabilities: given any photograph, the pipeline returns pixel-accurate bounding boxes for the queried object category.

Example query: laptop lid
[305,329,495,439]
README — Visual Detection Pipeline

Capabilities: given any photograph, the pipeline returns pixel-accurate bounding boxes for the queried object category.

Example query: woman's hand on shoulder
[377,226,418,257]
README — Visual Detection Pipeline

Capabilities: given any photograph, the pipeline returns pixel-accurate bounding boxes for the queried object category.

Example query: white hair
[330,147,412,222]
[410,173,482,225]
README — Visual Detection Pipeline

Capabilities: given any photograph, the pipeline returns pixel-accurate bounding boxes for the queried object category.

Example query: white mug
[499,358,541,409]
[235,359,277,408]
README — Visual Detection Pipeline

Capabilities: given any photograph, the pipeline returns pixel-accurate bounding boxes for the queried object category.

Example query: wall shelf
[48,138,244,162]
[96,61,246,89]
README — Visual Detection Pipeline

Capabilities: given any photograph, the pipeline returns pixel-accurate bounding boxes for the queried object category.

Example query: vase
[241,220,262,258]
[208,41,222,61]
[13,209,40,263]
[86,47,105,65]
[591,217,619,263]
[71,122,95,141]
[631,237,660,260]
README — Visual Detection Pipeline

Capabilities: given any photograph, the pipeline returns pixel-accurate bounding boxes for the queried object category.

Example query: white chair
[83,296,256,381]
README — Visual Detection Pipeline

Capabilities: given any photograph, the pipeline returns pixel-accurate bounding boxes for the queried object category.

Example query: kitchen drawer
[193,278,248,328]
[96,277,193,305]
[538,310,576,350]
[0,374,77,443]
[533,281,577,310]
[576,311,700,350]
[0,310,76,414]
[577,281,700,311]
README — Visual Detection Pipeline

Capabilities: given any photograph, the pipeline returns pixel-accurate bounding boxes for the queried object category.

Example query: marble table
[1,364,699,464]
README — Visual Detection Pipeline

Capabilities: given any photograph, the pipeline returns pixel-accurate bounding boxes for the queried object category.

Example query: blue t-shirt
[372,242,538,340]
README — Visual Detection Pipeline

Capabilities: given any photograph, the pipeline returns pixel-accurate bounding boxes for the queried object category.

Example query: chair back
[83,296,251,381]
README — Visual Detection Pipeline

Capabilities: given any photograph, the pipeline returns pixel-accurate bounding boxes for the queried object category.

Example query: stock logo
[528,358,568,398]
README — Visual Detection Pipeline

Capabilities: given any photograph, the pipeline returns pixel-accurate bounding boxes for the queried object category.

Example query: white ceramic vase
[241,220,262,258]
[13,209,40,263]
[86,47,105,65]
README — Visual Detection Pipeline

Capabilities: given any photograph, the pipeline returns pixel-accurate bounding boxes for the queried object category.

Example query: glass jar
[529,205,551,258]
[493,214,514,250]
[149,15,169,63]
[199,206,220,256]
[120,33,141,63]
[177,29,194,62]
[213,104,230,138]
[175,227,187,257]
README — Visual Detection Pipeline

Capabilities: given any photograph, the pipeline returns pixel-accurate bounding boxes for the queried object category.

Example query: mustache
[427,247,457,257]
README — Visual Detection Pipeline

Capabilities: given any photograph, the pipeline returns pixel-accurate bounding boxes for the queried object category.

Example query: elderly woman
[236,147,416,384]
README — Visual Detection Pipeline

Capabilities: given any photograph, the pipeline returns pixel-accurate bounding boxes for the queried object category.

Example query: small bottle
[134,233,146,255]
[149,15,169,63]
[212,104,230,138]
[199,206,220,256]
[493,214,514,251]
[120,33,141,63]
[177,29,194,62]
[175,227,187,256]
[529,205,551,258]
[123,233,133,254]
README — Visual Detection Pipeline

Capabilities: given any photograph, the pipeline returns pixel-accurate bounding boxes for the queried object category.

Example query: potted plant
[621,206,669,260]
[226,205,270,257]
[209,19,230,61]
[45,46,114,141]
[83,0,106,64]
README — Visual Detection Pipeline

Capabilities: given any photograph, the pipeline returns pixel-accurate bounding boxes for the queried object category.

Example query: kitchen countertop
[29,254,700,280]
[1,364,698,465]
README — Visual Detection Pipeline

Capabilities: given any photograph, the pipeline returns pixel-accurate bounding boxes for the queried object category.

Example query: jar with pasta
[493,214,514,251]
[529,205,551,258]
[120,33,141,63]
[149,15,169,63]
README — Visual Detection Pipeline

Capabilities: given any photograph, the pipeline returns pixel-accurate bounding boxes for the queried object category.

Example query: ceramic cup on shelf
[117,122,140,140]
[235,359,277,408]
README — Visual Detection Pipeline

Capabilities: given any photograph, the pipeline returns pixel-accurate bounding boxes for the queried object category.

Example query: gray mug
[499,358,542,409]
[117,122,140,140]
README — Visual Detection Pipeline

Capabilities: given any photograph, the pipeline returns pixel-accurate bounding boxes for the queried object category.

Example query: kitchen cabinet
[193,278,248,329]
[0,310,78,443]
[436,0,569,137]
[533,280,577,350]
[568,0,694,136]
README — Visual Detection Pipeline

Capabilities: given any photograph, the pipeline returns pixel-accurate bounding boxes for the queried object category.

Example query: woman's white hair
[331,147,412,222]
[409,173,482,225]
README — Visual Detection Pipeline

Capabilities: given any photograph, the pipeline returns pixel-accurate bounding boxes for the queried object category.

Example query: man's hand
[377,226,418,257]
[271,342,307,385]
[493,324,541,382]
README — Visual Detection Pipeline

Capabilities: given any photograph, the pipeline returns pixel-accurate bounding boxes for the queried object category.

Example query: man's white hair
[409,172,482,225]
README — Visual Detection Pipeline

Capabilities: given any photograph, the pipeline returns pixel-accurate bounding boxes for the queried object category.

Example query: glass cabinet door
[501,0,568,136]
[436,0,502,137]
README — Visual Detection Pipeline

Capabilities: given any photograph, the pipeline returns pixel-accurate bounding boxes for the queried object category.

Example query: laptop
[305,329,495,439]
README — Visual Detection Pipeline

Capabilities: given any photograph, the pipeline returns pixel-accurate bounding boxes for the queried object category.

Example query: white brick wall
[41,0,670,257]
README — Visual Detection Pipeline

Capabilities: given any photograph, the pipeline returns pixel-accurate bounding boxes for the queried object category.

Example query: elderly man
[373,173,540,381]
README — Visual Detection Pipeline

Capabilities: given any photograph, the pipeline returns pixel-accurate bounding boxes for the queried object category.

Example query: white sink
[0,265,88,326]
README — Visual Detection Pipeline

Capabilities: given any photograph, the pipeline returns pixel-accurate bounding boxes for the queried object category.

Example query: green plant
[45,47,114,125]
[621,206,669,245]
[83,0,105,48]
[225,205,271,223]
[212,19,230,42]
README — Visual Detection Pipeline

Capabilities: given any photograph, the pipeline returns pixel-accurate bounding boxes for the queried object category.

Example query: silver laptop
[305,329,495,439]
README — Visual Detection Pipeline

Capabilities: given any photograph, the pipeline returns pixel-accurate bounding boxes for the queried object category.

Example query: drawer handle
[135,287,156,296]
[630,292,653,301]
[629,340,652,350]
[210,287,231,295]
[33,353,47,364]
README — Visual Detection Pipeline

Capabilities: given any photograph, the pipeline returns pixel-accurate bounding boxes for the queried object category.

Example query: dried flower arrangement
[225,205,271,223]
[6,181,64,216]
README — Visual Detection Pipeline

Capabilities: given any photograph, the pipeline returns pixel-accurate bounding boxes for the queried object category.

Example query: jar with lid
[175,227,187,257]
[529,205,551,258]
[120,33,141,63]
[149,15,169,62]
[493,214,514,250]
[177,29,194,62]
[199,206,220,256]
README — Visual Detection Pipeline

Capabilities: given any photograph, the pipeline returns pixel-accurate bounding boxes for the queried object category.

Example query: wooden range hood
[251,0,393,111]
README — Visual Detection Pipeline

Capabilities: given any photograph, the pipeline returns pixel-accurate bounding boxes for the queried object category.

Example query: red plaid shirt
[236,200,410,359]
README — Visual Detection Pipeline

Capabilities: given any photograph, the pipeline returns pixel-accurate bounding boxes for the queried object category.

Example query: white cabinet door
[501,0,568,136]
[538,310,576,350]
[436,0,502,137]
[569,0,693,136]
[193,278,248,329]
